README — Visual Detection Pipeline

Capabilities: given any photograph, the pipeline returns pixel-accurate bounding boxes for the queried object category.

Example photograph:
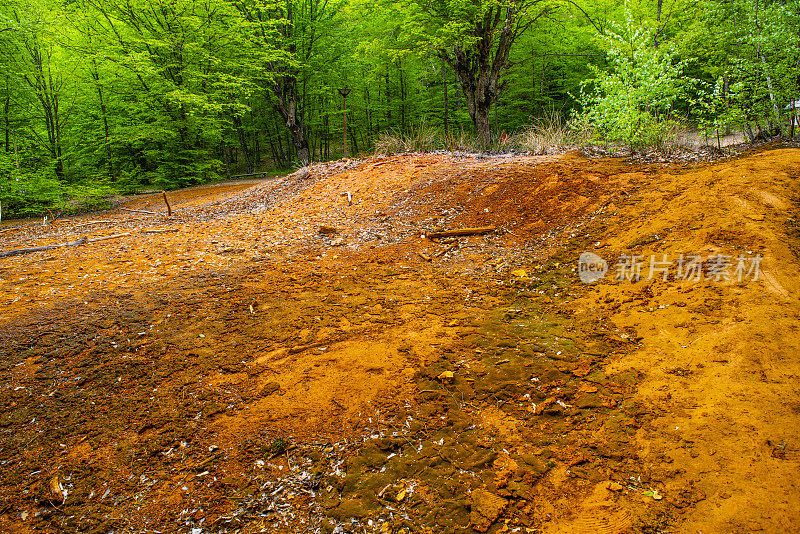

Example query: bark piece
[426,226,495,239]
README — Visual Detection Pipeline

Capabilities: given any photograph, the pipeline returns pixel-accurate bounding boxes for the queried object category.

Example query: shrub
[574,14,692,153]
[0,155,63,218]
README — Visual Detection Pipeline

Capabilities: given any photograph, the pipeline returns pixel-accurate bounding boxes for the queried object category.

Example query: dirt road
[0,147,798,533]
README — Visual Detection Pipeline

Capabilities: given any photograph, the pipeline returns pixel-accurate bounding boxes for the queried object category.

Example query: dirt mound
[0,148,799,533]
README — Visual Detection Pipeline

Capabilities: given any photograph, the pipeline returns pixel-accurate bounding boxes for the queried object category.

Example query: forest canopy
[1,0,798,216]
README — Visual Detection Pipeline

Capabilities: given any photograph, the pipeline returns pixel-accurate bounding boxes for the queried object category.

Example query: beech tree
[405,0,556,144]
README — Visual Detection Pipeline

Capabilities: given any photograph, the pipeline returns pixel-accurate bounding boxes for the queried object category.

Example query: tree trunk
[384,74,392,127]
[399,64,406,132]
[442,59,449,136]
[365,85,373,138]
[474,101,492,145]
[757,44,779,118]
[3,75,9,153]
[274,95,310,166]
[90,60,112,176]
[440,4,518,146]
[339,87,351,158]
[234,116,253,173]
[271,113,288,167]
[654,0,663,48]
[323,106,330,160]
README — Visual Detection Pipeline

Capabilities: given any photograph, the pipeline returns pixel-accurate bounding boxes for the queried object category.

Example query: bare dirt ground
[1,145,799,534]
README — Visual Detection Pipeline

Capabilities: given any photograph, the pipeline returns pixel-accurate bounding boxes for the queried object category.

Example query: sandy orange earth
[0,146,798,533]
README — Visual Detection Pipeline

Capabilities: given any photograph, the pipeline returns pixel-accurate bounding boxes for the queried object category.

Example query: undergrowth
[514,108,590,155]
[373,125,510,155]
[372,110,691,159]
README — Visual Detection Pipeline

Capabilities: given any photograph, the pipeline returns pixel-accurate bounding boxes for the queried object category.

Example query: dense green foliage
[1,0,798,215]
[574,13,691,151]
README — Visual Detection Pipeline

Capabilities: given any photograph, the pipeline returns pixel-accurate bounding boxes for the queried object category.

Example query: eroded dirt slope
[0,147,798,534]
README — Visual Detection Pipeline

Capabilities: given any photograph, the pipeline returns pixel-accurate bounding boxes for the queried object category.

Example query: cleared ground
[1,146,799,533]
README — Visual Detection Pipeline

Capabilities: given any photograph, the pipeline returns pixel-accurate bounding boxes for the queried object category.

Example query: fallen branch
[0,237,87,259]
[267,444,297,461]
[87,233,129,243]
[436,242,459,257]
[0,233,129,259]
[121,207,157,215]
[288,340,331,354]
[162,191,172,217]
[426,226,496,239]
[141,228,179,234]
[71,220,115,229]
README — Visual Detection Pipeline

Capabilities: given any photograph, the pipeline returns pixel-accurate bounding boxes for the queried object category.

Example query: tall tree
[406,0,556,144]
[82,0,274,186]
[236,0,342,165]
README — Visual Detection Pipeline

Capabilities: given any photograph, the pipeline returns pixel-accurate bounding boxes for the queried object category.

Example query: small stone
[318,225,339,235]
[259,382,281,397]
[437,371,454,383]
[328,498,368,520]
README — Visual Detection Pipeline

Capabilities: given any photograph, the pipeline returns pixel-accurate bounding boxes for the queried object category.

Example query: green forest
[1,0,798,216]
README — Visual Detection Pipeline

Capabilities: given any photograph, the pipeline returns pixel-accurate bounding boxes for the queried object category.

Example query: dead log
[425,226,496,239]
[0,237,88,259]
[0,233,129,259]
[162,191,172,217]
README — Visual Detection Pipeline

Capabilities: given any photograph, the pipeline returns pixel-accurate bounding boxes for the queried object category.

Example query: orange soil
[0,147,798,533]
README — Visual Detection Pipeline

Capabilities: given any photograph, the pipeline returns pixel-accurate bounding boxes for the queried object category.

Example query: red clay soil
[0,147,799,533]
